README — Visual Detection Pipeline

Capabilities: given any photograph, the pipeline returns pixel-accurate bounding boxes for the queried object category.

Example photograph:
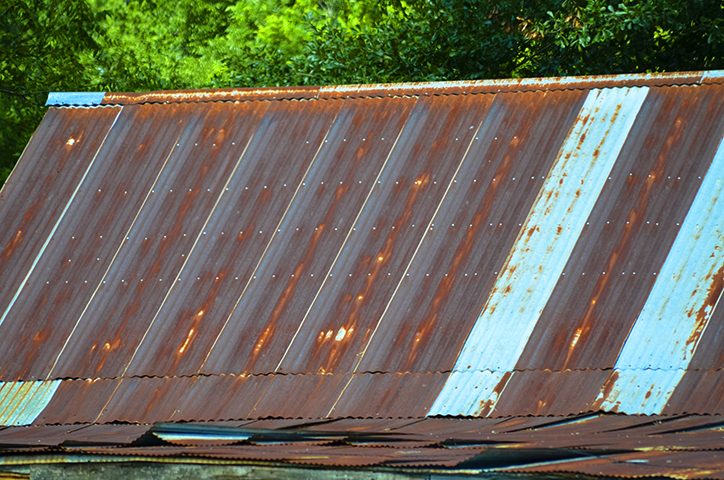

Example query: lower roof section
[2,414,724,478]
[1,369,723,427]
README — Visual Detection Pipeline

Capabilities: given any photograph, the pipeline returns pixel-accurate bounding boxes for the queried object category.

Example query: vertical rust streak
[198,107,342,374]
[46,135,182,380]
[352,118,487,373]
[121,134,256,378]
[274,103,417,372]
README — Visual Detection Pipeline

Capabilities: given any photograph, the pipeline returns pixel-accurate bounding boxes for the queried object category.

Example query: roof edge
[48,70,724,106]
[46,92,106,106]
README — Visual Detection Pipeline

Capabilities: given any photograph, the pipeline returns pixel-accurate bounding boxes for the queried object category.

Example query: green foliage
[525,0,724,76]
[2,0,724,185]
[0,0,100,183]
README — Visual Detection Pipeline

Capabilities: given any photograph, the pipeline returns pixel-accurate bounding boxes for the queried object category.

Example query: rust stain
[591,370,620,410]
[475,371,512,416]
[684,262,724,354]
[0,229,24,262]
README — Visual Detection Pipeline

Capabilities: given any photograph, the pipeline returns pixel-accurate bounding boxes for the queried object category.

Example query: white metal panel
[429,87,649,416]
[428,371,509,416]
[598,134,724,414]
[0,380,61,426]
[45,92,106,106]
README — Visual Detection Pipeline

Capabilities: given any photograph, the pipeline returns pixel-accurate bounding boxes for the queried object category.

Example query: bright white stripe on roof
[429,86,649,416]
[429,371,509,416]
[46,92,106,106]
[0,380,61,426]
[597,135,724,414]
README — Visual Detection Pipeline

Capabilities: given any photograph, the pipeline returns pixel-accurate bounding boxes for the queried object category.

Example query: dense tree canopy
[2,0,723,184]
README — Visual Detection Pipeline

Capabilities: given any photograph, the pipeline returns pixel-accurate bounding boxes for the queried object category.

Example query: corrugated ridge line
[428,86,650,418]
[595,131,724,415]
[83,71,723,106]
[0,107,123,330]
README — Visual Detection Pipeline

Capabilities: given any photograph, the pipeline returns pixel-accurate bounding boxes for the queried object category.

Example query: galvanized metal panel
[119,98,343,378]
[0,103,213,381]
[517,84,724,372]
[453,86,649,373]
[32,377,120,425]
[250,373,352,419]
[491,370,610,417]
[594,134,724,414]
[328,372,448,418]
[358,89,586,374]
[171,96,416,377]
[46,92,105,106]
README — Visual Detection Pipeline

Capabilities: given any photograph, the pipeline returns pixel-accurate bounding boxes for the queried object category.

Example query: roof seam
[15,366,724,384]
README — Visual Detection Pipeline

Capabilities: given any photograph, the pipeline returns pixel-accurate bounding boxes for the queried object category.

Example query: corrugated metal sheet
[2,416,724,476]
[0,381,60,426]
[4,70,724,477]
[90,70,724,106]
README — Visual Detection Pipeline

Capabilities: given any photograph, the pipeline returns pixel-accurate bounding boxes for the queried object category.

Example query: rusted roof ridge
[41,70,720,106]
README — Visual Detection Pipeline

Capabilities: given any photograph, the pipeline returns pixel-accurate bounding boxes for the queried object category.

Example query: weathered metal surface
[46,100,273,380]
[194,96,415,377]
[273,93,496,376]
[357,89,586,374]
[430,87,649,416]
[46,92,105,106]
[32,378,120,425]
[664,370,724,414]
[0,424,146,447]
[594,133,724,414]
[3,71,724,439]
[318,71,713,99]
[3,415,724,476]
[106,99,343,379]
[329,372,449,418]
[101,87,321,105]
[0,381,60,426]
[490,370,610,417]
[0,103,210,381]
[0,106,122,362]
[517,84,724,372]
[28,72,707,108]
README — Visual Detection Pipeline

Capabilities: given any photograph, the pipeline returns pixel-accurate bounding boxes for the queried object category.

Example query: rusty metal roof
[3,70,724,477]
[2,415,724,476]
